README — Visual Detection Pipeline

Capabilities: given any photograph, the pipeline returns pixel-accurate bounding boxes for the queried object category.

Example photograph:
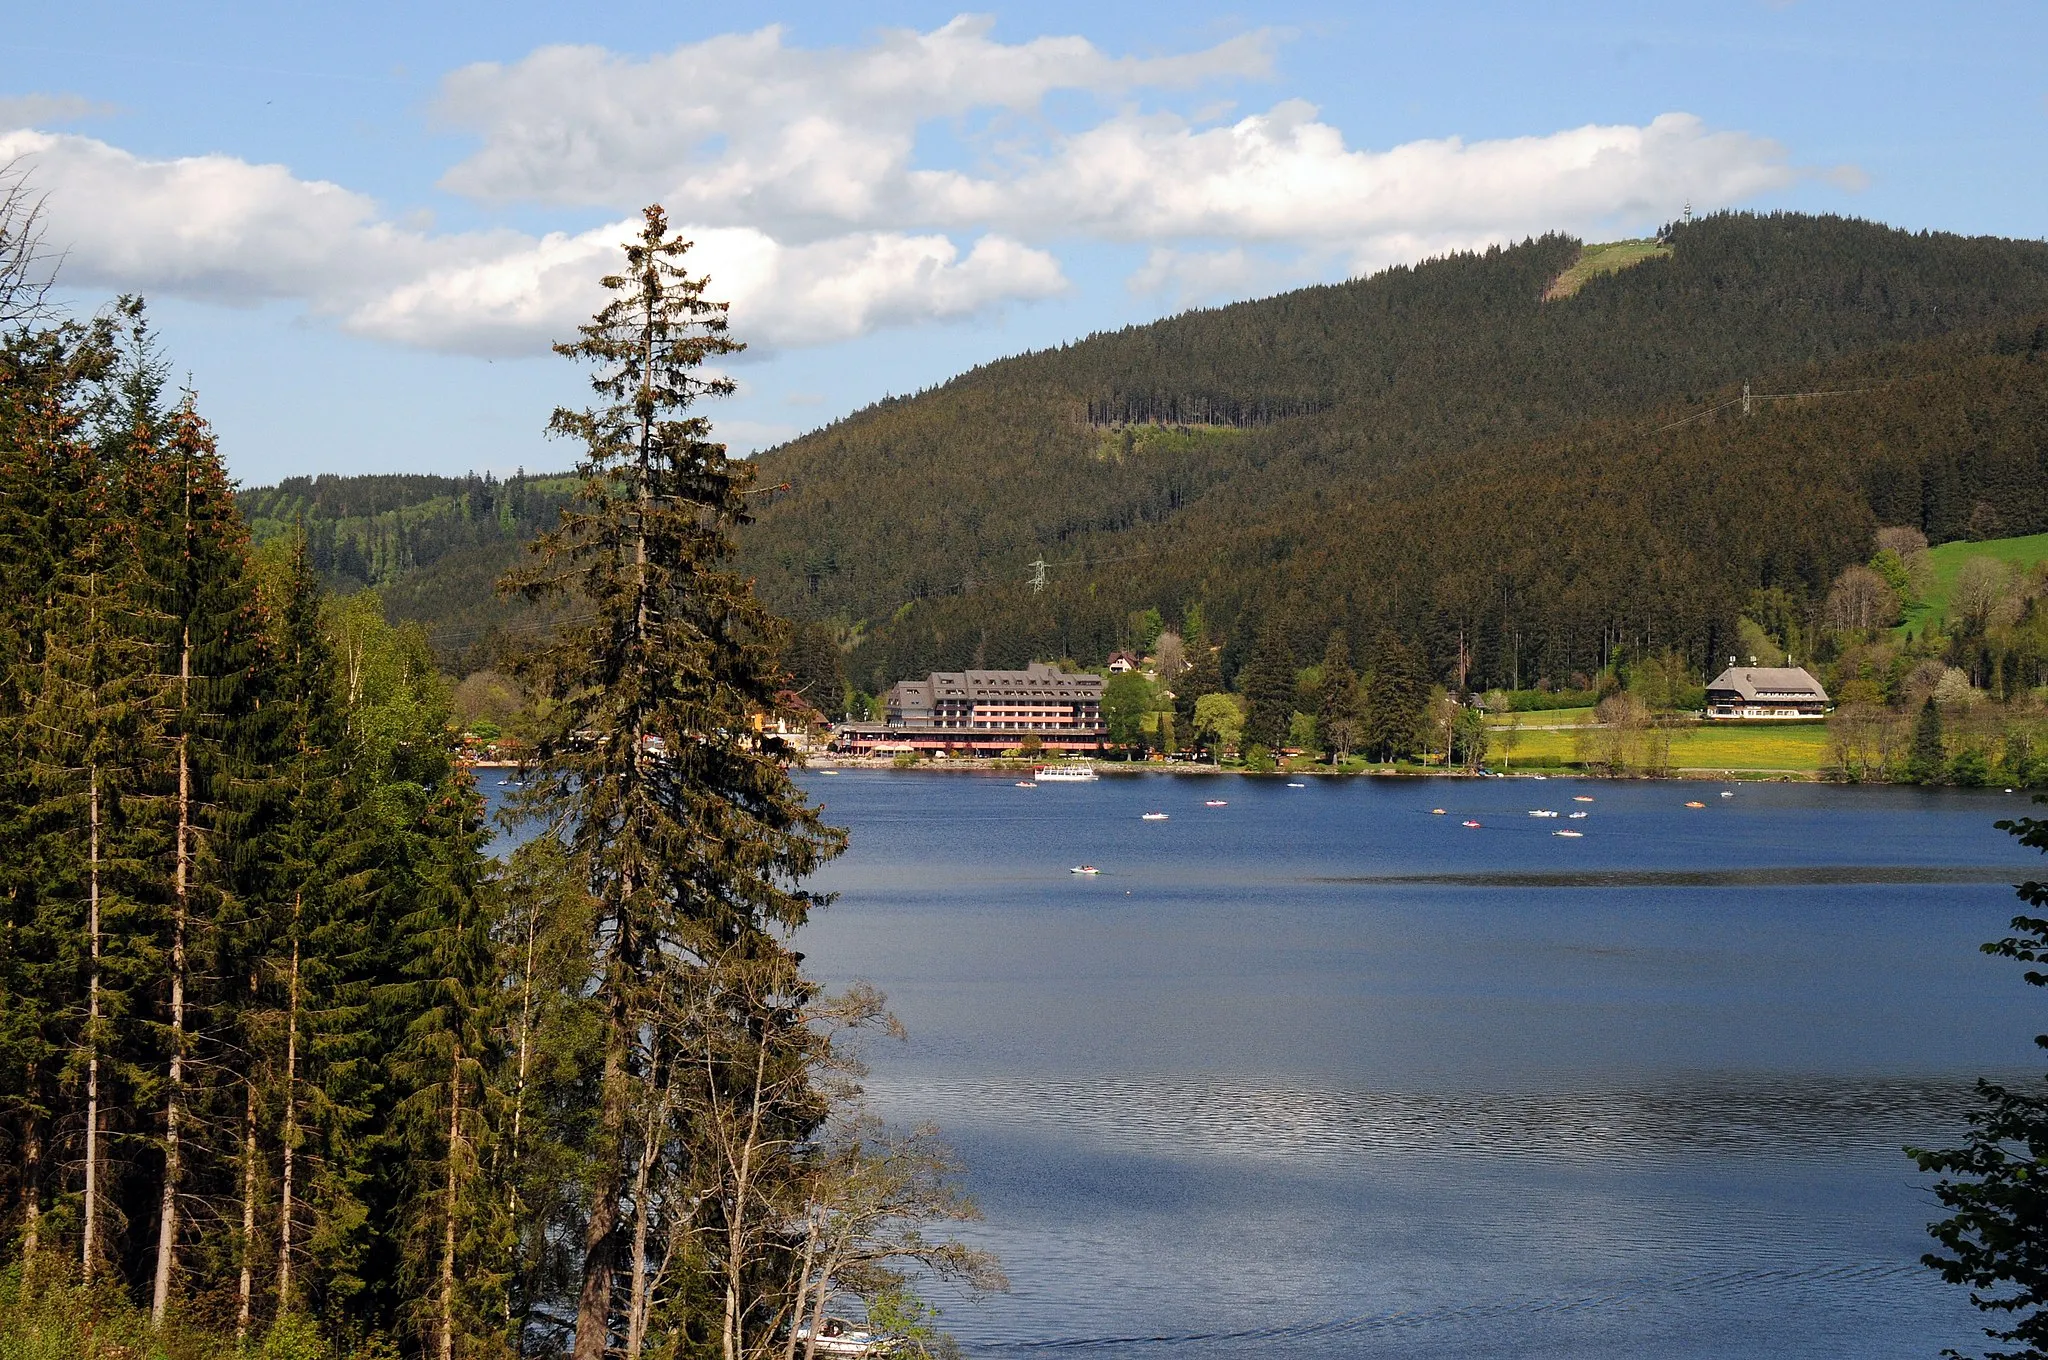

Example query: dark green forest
[239,473,580,673]
[730,212,2048,697]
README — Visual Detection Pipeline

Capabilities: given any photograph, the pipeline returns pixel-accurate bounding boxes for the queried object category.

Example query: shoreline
[798,757,1823,781]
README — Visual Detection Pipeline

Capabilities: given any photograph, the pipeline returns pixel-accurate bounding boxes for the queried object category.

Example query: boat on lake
[1554,829,1584,838]
[1572,795,1594,802]
[1036,763,1098,783]
[1015,781,1036,787]
[1204,799,1229,807]
[1141,812,1169,821]
[1286,781,1307,788]
[1462,819,1482,828]
[1529,809,1558,818]
[1070,865,1102,875]
[1431,808,1447,815]
[1685,800,1706,808]
[1568,811,1589,819]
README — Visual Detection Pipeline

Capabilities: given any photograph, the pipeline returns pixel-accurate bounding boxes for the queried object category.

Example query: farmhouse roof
[1705,665,1829,703]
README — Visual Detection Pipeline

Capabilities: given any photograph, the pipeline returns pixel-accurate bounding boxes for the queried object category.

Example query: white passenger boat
[1035,763,1098,783]
[1141,812,1169,821]
[793,1317,896,1357]
[1553,829,1584,838]
[1528,809,1558,818]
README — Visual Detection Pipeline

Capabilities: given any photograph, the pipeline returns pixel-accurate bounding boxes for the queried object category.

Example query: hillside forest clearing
[1541,238,1673,300]
[1899,530,2048,637]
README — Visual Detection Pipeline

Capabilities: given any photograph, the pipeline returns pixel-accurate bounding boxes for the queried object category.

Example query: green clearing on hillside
[1543,239,1672,300]
[1491,720,1830,774]
[1900,531,2048,636]
[1487,706,1596,728]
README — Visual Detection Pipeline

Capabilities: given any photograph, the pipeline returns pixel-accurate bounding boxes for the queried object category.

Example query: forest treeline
[733,212,2048,701]
[0,204,993,1357]
[239,473,580,675]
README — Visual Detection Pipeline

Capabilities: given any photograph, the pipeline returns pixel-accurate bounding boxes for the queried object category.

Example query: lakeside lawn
[1490,719,1831,775]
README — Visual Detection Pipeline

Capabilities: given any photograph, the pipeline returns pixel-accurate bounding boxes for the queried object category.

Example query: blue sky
[4,2,2043,485]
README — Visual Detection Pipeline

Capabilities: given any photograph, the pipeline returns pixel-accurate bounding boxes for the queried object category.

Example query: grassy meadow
[1486,711,1830,775]
[1899,530,2048,636]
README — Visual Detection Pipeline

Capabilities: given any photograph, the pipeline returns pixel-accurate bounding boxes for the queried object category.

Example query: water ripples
[871,1073,1990,1166]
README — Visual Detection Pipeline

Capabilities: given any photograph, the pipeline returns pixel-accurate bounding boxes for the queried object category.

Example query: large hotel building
[833,662,1106,755]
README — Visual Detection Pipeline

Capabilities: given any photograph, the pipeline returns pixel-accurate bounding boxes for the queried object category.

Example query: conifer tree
[1909,697,1947,784]
[1239,616,1296,754]
[1315,631,1362,761]
[506,205,844,1360]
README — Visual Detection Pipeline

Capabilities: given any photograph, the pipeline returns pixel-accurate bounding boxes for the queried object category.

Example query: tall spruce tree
[1910,697,1948,784]
[1315,631,1362,761]
[506,206,844,1360]
[1239,616,1296,754]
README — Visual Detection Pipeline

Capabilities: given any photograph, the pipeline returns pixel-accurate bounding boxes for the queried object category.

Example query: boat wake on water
[1310,865,2030,889]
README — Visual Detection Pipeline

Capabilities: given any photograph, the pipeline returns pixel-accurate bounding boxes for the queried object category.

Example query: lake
[486,770,2048,1358]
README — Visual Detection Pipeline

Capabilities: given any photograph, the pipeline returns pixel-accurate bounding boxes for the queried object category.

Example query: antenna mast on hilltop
[1683,199,1693,225]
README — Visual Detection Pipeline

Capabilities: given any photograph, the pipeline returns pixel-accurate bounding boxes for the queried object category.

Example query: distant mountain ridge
[733,212,2048,694]
[241,213,2048,695]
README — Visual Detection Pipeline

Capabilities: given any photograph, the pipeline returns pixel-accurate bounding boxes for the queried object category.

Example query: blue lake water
[484,770,2048,1358]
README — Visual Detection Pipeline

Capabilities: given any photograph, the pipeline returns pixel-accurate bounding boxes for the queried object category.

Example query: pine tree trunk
[151,668,191,1325]
[507,907,536,1215]
[779,1211,820,1360]
[723,1041,771,1360]
[237,1066,259,1344]
[572,982,629,1360]
[277,923,301,1310]
[21,1093,40,1274]
[438,1048,462,1360]
[82,764,102,1284]
[626,1069,672,1360]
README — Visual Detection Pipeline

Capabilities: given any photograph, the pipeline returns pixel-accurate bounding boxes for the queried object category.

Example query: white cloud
[434,16,1276,223]
[0,18,1851,358]
[0,94,114,130]
[352,219,1064,355]
[1,128,1065,357]
[433,20,1827,273]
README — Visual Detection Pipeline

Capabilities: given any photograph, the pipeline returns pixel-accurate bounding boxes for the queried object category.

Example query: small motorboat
[1430,808,1448,815]
[1720,790,1734,798]
[1685,801,1706,809]
[1528,809,1558,818]
[794,1317,892,1358]
[1204,799,1229,807]
[815,769,838,775]
[1553,829,1584,838]
[1568,811,1589,819]
[1572,795,1594,803]
[1015,781,1037,788]
[1070,865,1102,875]
[1286,781,1307,788]
[1532,774,1548,780]
[1462,819,1482,828]
[1141,812,1169,821]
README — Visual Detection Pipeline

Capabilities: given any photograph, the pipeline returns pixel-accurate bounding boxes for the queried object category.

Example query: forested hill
[238,470,577,665]
[736,211,2048,695]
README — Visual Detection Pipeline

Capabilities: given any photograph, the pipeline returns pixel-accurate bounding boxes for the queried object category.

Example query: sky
[3,2,2043,486]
